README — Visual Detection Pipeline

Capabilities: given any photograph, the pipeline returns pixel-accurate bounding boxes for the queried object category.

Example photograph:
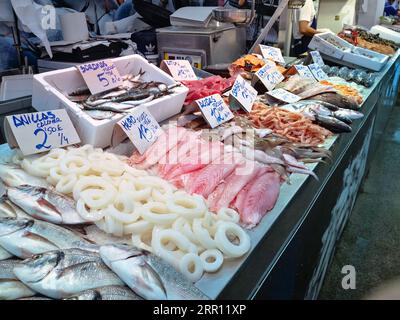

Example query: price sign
[266,88,301,103]
[117,106,163,155]
[161,60,197,81]
[259,45,285,64]
[310,51,325,66]
[254,64,284,91]
[230,75,258,112]
[294,65,317,81]
[308,63,329,81]
[4,109,81,156]
[77,59,123,95]
[196,94,234,129]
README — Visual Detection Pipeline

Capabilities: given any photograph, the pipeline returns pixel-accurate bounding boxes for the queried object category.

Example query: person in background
[384,0,400,16]
[292,0,330,55]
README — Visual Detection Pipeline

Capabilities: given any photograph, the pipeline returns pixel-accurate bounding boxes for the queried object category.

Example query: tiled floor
[319,105,400,299]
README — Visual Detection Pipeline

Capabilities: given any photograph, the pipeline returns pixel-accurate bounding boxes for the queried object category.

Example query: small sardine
[13,248,124,299]
[314,114,352,133]
[99,244,210,300]
[0,217,98,259]
[64,285,141,300]
[5,184,86,225]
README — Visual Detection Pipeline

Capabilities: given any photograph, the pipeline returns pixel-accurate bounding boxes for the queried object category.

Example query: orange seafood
[320,80,363,105]
[249,103,332,146]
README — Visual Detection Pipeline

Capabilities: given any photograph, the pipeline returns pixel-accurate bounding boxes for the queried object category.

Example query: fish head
[0,217,33,236]
[13,250,63,283]
[99,244,143,268]
[64,290,100,300]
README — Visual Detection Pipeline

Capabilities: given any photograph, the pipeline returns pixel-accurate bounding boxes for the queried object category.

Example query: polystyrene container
[32,54,188,148]
[370,25,400,44]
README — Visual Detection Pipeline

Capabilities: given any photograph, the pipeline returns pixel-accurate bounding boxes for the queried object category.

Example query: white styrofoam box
[32,54,188,148]
[370,25,400,45]
[308,32,349,60]
[0,74,33,101]
[309,32,389,71]
[343,47,389,71]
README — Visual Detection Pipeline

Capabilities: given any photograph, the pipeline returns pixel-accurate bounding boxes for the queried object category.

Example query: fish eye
[32,254,43,260]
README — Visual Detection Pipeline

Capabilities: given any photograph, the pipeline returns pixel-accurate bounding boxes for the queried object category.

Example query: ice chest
[32,54,188,148]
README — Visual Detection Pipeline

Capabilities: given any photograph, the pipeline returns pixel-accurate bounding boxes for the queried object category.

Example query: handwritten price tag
[254,64,284,91]
[196,94,234,129]
[230,75,258,113]
[310,51,325,66]
[77,59,123,95]
[161,60,197,81]
[266,88,301,103]
[117,106,163,155]
[308,63,329,81]
[259,45,285,64]
[4,109,80,156]
[294,65,317,81]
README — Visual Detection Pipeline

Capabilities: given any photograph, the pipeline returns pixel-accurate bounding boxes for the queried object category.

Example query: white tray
[32,55,188,148]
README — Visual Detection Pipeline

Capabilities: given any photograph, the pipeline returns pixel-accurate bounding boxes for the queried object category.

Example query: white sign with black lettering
[161,60,197,81]
[4,109,81,156]
[117,106,163,154]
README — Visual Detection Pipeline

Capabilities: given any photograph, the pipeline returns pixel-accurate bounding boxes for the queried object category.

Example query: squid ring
[80,188,115,210]
[192,218,216,250]
[104,214,124,237]
[21,159,49,178]
[217,208,240,224]
[131,229,154,253]
[153,228,197,255]
[140,202,178,225]
[199,249,224,273]
[39,148,66,163]
[123,219,153,235]
[151,183,174,203]
[123,165,148,177]
[47,166,64,185]
[67,144,94,156]
[166,194,206,219]
[106,195,140,224]
[59,155,91,175]
[91,159,125,176]
[55,174,77,194]
[172,217,199,245]
[201,212,219,237]
[72,176,115,201]
[215,222,251,258]
[179,253,204,282]
[76,198,105,222]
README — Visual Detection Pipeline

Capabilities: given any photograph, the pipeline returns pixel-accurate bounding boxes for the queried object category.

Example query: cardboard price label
[196,94,234,128]
[77,59,123,95]
[117,106,163,155]
[230,75,258,113]
[266,88,301,103]
[161,60,197,81]
[308,63,329,81]
[310,51,325,66]
[4,109,81,156]
[254,64,284,91]
[259,45,285,64]
[294,65,317,81]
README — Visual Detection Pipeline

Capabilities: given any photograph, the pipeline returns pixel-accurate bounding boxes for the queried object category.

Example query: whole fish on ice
[13,248,124,299]
[0,217,98,259]
[100,244,210,300]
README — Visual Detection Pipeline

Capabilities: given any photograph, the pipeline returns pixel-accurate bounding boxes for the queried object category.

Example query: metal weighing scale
[157,24,246,69]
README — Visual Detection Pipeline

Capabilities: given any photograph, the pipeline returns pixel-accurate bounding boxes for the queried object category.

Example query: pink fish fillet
[165,141,224,181]
[208,161,262,212]
[130,127,187,169]
[187,152,244,198]
[234,169,281,229]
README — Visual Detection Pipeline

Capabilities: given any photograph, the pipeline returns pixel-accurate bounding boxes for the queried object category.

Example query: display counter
[0,52,399,300]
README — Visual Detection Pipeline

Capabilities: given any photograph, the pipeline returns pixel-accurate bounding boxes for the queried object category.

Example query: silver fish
[0,197,30,219]
[84,110,116,120]
[0,259,36,300]
[0,246,13,260]
[0,163,50,188]
[13,248,124,299]
[5,184,86,225]
[65,285,141,300]
[0,217,98,259]
[99,244,210,300]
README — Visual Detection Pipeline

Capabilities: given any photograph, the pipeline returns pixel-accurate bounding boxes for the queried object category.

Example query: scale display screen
[164,53,202,69]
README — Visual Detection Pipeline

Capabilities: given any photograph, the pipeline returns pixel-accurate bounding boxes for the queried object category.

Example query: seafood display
[319,80,363,105]
[321,65,376,88]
